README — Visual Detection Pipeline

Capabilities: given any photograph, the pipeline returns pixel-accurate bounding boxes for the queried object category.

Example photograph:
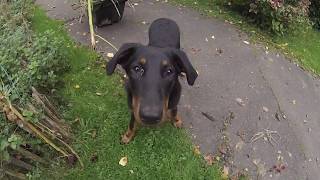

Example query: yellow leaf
[107,53,114,58]
[193,145,201,155]
[119,156,128,166]
[222,166,229,179]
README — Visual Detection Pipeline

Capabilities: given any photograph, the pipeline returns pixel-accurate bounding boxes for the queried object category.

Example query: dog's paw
[173,120,182,128]
[121,134,132,144]
[173,116,183,128]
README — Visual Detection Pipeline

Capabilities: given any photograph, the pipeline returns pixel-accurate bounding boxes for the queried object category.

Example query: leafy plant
[219,0,311,35]
[309,0,320,29]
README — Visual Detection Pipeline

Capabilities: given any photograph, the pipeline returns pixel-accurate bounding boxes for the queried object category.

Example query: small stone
[211,35,215,39]
[243,41,250,45]
[292,100,296,105]
[303,120,308,124]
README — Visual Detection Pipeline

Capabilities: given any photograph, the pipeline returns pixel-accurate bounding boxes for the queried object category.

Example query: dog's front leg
[169,107,183,128]
[121,113,137,144]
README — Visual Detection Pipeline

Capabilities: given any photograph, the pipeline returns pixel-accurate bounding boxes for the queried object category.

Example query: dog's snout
[140,106,162,124]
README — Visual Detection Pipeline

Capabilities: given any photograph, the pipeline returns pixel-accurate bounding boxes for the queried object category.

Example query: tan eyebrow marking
[139,58,147,65]
[162,60,168,66]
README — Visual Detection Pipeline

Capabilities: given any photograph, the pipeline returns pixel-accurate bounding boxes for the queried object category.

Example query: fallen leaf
[215,156,220,161]
[262,106,269,112]
[236,98,245,106]
[222,166,229,179]
[193,145,201,155]
[204,154,214,165]
[74,85,80,89]
[235,140,244,151]
[119,156,128,166]
[107,53,114,58]
[91,129,97,138]
[96,92,102,96]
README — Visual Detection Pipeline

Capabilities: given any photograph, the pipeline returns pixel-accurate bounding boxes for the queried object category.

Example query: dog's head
[107,43,197,125]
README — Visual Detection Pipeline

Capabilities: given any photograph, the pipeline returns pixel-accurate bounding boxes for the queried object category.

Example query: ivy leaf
[0,139,9,151]
[2,151,10,161]
[22,110,34,117]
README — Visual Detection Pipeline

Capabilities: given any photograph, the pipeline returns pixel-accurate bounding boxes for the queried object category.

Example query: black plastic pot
[92,0,127,27]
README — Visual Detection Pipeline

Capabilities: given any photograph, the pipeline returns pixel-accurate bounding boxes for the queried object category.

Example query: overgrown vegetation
[0,0,69,103]
[1,0,73,179]
[309,0,320,29]
[217,0,311,35]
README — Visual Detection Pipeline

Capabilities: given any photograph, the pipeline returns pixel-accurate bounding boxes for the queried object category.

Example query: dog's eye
[134,66,140,72]
[133,66,144,75]
[164,68,174,77]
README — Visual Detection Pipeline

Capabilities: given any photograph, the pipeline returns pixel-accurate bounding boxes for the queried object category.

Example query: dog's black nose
[140,106,162,124]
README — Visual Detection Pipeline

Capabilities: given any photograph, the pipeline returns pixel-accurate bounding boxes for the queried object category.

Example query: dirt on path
[36,0,320,179]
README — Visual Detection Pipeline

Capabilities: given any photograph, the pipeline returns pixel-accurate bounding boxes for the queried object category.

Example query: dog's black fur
[107,18,198,143]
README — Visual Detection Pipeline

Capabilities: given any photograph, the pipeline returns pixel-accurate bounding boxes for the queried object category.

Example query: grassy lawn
[172,0,320,75]
[31,7,221,180]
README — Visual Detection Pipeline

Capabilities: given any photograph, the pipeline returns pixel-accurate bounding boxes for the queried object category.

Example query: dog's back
[148,18,180,49]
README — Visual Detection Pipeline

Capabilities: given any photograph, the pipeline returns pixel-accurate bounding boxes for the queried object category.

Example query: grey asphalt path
[36,0,320,179]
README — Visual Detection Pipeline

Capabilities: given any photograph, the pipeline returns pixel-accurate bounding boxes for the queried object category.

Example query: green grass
[31,7,222,180]
[171,0,320,75]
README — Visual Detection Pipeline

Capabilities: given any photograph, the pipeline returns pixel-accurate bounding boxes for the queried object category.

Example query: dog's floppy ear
[107,43,142,75]
[166,49,198,85]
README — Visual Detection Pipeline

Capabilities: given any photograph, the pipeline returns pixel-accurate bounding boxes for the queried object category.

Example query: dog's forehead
[135,47,172,65]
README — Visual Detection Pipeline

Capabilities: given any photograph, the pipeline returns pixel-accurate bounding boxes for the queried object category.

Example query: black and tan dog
[107,18,198,144]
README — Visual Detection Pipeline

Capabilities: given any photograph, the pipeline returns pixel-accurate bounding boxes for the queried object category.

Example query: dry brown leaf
[222,166,229,179]
[119,156,128,166]
[204,154,214,165]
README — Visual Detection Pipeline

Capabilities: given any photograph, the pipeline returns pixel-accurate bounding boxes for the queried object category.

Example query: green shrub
[220,0,311,35]
[0,0,69,169]
[309,0,320,29]
[0,0,69,103]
